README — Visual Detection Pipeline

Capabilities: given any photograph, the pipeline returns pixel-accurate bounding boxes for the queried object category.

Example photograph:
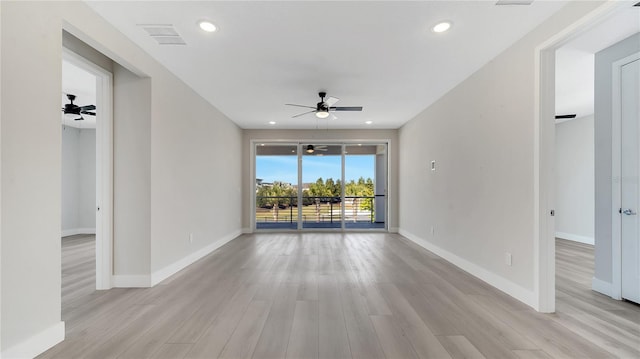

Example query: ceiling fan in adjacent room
[555,114,576,120]
[62,94,96,121]
[555,113,577,123]
[286,92,363,119]
[304,144,328,154]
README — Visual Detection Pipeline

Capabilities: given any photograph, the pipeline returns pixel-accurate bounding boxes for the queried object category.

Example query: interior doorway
[254,141,387,231]
[537,2,640,312]
[62,49,113,290]
[61,58,98,303]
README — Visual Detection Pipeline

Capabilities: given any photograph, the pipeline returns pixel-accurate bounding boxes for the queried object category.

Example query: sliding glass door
[302,144,342,229]
[255,143,298,230]
[254,142,387,231]
[345,144,385,229]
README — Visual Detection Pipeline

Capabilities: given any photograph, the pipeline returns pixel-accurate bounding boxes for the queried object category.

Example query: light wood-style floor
[40,234,640,359]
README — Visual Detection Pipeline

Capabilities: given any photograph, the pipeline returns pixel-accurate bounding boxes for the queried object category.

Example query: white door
[621,58,640,304]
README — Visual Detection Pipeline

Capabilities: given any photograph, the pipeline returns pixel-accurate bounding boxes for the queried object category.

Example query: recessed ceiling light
[268,121,276,125]
[432,21,452,33]
[198,20,217,33]
[365,121,373,125]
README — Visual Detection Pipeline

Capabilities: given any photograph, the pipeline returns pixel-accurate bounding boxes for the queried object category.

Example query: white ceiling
[555,7,640,120]
[62,59,97,129]
[86,1,569,130]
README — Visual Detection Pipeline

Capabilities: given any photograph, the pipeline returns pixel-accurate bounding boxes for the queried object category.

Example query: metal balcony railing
[256,195,379,224]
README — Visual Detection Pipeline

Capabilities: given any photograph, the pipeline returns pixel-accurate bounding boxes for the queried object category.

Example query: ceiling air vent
[139,24,186,45]
[496,0,534,5]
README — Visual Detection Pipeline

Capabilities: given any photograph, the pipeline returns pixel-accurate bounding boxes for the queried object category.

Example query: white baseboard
[388,227,399,233]
[151,230,241,286]
[591,277,613,297]
[1,321,65,359]
[61,227,96,237]
[241,227,252,234]
[112,275,151,288]
[555,232,594,245]
[398,228,536,309]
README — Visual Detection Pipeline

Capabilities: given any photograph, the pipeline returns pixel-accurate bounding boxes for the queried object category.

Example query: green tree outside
[256,181,296,208]
[257,177,375,222]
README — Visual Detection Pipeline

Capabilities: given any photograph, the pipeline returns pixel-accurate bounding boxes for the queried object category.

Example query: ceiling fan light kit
[315,111,330,119]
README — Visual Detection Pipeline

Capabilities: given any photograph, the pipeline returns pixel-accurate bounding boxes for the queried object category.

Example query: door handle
[623,209,637,215]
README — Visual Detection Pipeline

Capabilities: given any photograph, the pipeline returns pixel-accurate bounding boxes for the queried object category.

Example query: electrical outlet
[505,252,512,266]
[189,233,193,244]
[431,160,436,171]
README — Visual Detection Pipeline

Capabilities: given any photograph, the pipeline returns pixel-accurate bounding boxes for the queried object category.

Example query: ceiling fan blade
[555,114,576,119]
[331,106,363,111]
[81,111,96,116]
[286,104,316,109]
[80,105,96,111]
[325,96,339,107]
[292,110,316,118]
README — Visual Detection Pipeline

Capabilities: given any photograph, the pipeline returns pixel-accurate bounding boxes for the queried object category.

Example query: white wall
[242,129,399,232]
[62,126,80,233]
[113,64,151,279]
[555,115,594,244]
[398,1,604,308]
[62,126,96,236]
[0,1,4,352]
[149,60,243,282]
[63,31,113,74]
[2,3,65,355]
[78,129,96,229]
[0,2,242,356]
[594,33,640,289]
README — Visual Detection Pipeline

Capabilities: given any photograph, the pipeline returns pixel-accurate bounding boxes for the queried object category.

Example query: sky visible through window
[256,155,375,185]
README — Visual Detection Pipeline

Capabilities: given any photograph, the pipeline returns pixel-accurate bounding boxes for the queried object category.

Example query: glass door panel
[344,144,386,229]
[302,144,343,229]
[254,141,388,231]
[255,144,298,230]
